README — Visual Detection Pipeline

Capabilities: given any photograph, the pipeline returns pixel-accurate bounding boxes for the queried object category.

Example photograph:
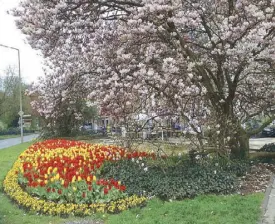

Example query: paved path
[0,134,39,150]
[250,138,275,150]
[260,175,275,224]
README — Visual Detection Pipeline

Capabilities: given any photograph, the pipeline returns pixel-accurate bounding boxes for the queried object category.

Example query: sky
[0,0,44,84]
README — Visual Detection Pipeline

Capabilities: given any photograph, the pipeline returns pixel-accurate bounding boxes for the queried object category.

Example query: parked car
[261,127,275,137]
[80,124,93,132]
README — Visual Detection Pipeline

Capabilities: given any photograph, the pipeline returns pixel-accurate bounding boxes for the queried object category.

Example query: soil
[239,163,275,195]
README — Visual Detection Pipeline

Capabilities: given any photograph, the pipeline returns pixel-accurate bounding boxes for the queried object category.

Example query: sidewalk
[250,138,275,150]
[260,175,275,224]
[0,134,39,150]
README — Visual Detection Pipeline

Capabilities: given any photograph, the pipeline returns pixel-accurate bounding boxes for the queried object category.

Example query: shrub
[0,127,35,135]
[101,158,247,200]
[250,153,275,164]
[209,158,250,177]
[259,143,275,152]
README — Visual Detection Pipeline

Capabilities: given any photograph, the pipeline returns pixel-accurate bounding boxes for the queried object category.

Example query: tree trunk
[218,100,249,159]
[229,126,249,159]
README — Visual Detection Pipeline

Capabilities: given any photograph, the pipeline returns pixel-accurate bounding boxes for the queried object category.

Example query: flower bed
[3,139,154,215]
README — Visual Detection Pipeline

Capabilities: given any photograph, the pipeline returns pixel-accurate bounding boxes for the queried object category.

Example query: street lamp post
[0,44,24,143]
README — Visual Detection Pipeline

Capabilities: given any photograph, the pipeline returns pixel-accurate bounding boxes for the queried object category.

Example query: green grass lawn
[0,142,264,224]
[105,194,263,224]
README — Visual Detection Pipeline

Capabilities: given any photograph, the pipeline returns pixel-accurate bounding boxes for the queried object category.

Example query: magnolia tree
[14,0,275,157]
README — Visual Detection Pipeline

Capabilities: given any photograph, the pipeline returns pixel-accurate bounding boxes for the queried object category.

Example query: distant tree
[27,71,93,138]
[0,66,31,128]
[81,102,98,125]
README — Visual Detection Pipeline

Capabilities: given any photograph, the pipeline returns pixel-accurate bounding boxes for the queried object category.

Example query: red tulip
[104,188,108,195]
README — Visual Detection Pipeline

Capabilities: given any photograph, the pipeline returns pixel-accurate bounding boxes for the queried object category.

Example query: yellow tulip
[93,176,97,181]
[72,176,76,183]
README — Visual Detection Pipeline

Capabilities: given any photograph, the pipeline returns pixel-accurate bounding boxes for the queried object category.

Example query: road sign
[18,111,24,116]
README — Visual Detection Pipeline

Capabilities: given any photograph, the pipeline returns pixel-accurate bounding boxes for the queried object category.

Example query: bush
[0,121,7,131]
[210,158,249,177]
[259,143,275,152]
[0,128,35,135]
[101,158,248,200]
[250,153,275,164]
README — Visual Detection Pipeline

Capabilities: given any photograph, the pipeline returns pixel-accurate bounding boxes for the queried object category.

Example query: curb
[259,174,275,224]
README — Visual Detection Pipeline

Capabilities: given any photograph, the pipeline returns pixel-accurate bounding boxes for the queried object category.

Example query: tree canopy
[14,0,275,157]
[0,66,32,128]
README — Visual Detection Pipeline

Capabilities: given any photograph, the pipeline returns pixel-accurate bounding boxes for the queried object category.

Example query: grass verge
[0,142,264,224]
[105,194,264,224]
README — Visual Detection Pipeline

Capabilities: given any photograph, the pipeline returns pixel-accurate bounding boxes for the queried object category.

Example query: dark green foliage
[101,158,249,200]
[250,154,275,164]
[210,158,249,177]
[259,143,275,152]
[0,128,35,135]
